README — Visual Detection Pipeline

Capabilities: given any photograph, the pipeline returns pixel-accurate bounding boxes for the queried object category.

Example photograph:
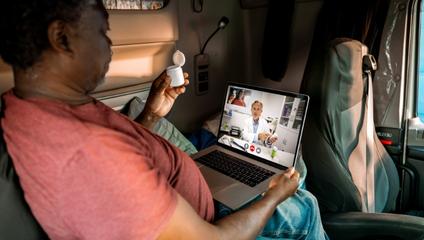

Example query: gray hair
[251,100,263,109]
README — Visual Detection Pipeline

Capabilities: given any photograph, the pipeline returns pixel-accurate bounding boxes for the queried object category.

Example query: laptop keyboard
[196,151,275,187]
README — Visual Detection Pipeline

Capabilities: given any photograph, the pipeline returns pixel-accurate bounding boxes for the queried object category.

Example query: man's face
[251,102,262,120]
[69,3,112,93]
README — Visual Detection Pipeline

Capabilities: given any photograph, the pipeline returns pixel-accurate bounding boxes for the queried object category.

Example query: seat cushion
[120,96,198,155]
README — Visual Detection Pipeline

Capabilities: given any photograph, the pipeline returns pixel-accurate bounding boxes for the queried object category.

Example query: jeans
[257,189,328,239]
[215,155,329,240]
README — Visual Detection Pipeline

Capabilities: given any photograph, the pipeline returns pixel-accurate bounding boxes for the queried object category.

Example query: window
[418,1,424,121]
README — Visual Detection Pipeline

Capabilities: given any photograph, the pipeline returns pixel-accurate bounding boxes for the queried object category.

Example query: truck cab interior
[1,0,424,239]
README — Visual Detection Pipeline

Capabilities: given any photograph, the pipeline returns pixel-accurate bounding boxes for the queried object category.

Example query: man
[231,89,246,107]
[0,1,327,239]
[242,100,278,146]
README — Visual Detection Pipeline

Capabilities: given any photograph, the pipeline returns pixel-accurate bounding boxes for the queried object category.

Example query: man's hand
[136,71,189,130]
[264,168,299,204]
[258,132,271,141]
[267,135,278,145]
[158,167,300,240]
[145,71,189,117]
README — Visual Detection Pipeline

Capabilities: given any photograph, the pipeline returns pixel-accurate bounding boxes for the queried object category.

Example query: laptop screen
[217,84,309,169]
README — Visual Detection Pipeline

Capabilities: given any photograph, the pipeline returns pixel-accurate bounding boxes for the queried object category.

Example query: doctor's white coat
[241,117,269,143]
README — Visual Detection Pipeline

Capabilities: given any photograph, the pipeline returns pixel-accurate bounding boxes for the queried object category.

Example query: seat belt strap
[363,53,377,213]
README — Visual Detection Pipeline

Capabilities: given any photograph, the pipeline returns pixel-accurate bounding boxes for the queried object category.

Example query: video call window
[219,86,307,167]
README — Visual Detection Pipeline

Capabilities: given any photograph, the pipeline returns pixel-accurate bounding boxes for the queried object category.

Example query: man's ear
[47,20,73,55]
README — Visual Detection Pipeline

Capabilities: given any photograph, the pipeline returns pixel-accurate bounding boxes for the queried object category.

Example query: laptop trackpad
[198,165,263,210]
[199,166,236,193]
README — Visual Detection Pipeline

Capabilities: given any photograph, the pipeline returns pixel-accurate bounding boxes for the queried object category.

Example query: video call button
[249,145,255,152]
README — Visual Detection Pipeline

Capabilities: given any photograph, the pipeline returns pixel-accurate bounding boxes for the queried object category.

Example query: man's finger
[284,167,295,177]
[166,87,180,99]
[175,86,186,95]
[158,76,171,93]
[290,171,300,182]
[153,71,167,89]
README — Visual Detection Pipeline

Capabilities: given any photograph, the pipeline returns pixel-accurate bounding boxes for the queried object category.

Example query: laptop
[192,82,309,210]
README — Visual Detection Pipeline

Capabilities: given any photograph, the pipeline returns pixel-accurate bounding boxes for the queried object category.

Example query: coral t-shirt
[1,91,214,240]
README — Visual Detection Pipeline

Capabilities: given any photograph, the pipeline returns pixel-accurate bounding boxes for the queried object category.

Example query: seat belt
[363,51,377,213]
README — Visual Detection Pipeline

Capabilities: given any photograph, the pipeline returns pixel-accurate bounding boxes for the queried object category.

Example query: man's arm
[137,108,161,130]
[136,71,189,130]
[158,168,300,240]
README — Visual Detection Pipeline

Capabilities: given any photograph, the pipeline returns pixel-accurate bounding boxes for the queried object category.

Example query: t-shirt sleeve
[58,130,177,240]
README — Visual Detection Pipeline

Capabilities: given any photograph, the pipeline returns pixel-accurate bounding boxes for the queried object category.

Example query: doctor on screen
[242,100,278,146]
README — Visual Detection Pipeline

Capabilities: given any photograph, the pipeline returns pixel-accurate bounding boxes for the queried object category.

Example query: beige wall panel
[94,42,175,93]
[107,0,179,45]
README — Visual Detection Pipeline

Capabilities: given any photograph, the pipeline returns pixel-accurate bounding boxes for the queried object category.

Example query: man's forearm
[214,194,279,240]
[135,109,160,130]
[157,171,298,240]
